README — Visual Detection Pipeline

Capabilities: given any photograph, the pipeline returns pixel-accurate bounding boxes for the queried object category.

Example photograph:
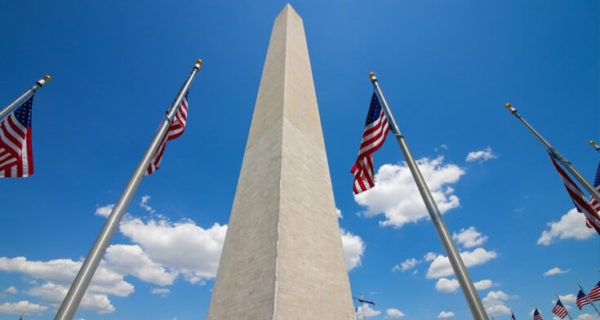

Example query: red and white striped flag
[146,91,189,175]
[550,156,600,235]
[589,161,600,218]
[351,93,390,194]
[552,299,568,319]
[576,289,591,309]
[0,96,34,178]
[588,281,600,301]
[533,308,543,320]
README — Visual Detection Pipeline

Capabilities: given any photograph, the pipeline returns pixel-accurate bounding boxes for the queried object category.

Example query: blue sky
[0,1,599,319]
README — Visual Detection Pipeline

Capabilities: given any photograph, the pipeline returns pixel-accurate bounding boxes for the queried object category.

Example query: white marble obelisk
[207,4,355,319]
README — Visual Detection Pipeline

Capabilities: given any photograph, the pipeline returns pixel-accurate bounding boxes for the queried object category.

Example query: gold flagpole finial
[44,75,52,82]
[505,103,511,109]
[590,141,595,146]
[369,72,377,83]
[196,59,203,66]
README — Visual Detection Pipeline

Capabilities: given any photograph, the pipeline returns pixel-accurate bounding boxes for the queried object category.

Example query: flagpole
[589,141,600,153]
[369,72,489,320]
[555,294,573,320]
[54,60,203,320]
[577,282,600,316]
[0,75,51,120]
[505,104,600,205]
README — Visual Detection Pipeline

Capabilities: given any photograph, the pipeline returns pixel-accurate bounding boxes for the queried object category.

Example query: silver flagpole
[54,60,203,320]
[589,141,600,153]
[555,294,573,320]
[505,104,600,205]
[1,75,51,120]
[369,73,489,320]
[577,282,600,316]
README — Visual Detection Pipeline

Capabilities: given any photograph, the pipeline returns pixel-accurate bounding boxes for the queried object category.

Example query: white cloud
[0,257,133,297]
[482,291,515,316]
[538,208,595,245]
[426,248,497,278]
[336,208,342,219]
[438,311,455,318]
[386,308,405,318]
[105,244,177,285]
[399,258,419,272]
[139,195,156,213]
[151,288,171,297]
[466,147,497,163]
[354,157,464,228]
[436,278,459,293]
[28,282,115,314]
[95,204,114,218]
[544,267,569,276]
[436,278,493,293]
[453,227,488,248]
[340,229,365,271]
[0,300,48,315]
[356,304,381,318]
[474,279,494,290]
[560,294,576,303]
[424,252,437,261]
[4,286,17,294]
[118,217,227,284]
[576,313,600,320]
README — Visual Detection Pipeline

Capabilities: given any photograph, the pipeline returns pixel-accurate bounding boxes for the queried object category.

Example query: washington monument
[207,4,355,319]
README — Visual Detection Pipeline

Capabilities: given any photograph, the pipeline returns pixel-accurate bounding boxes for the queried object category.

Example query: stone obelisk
[207,4,354,319]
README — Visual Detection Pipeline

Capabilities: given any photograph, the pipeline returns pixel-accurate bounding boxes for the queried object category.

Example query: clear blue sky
[0,1,598,319]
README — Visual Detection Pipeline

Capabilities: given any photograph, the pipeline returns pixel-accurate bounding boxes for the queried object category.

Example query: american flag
[550,156,600,235]
[576,289,591,309]
[552,299,568,319]
[0,96,34,178]
[351,93,390,194]
[533,308,543,320]
[588,281,600,302]
[146,91,189,175]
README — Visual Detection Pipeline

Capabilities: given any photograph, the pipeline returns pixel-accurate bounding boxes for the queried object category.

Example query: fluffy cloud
[4,286,17,294]
[544,267,569,276]
[453,227,488,248]
[538,208,595,245]
[560,294,577,303]
[399,258,419,272]
[436,278,459,293]
[465,147,497,163]
[151,288,171,297]
[0,257,133,297]
[482,291,515,316]
[354,157,464,228]
[95,204,114,218]
[28,282,115,314]
[104,244,177,285]
[356,304,381,318]
[336,208,342,219]
[426,248,497,278]
[438,311,455,318]
[435,278,493,293]
[576,313,600,320]
[475,279,494,290]
[386,308,405,318]
[341,229,365,271]
[118,217,227,284]
[0,300,48,315]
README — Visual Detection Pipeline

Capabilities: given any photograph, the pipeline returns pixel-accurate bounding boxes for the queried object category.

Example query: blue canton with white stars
[365,93,382,126]
[14,96,34,127]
